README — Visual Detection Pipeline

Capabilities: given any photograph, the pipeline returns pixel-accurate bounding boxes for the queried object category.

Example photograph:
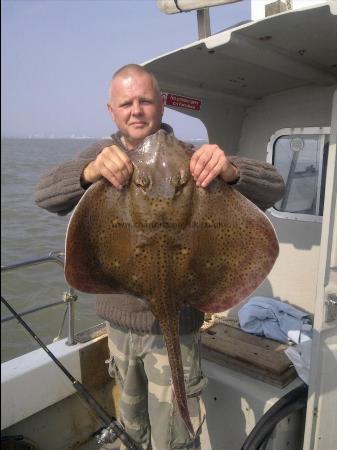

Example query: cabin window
[268,127,330,222]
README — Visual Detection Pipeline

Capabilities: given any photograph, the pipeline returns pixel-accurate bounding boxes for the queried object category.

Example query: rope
[173,0,184,13]
[201,313,240,332]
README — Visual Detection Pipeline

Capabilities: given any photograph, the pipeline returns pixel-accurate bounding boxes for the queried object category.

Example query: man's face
[108,72,164,149]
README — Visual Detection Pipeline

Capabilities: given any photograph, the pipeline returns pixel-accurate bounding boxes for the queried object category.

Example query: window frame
[266,127,331,223]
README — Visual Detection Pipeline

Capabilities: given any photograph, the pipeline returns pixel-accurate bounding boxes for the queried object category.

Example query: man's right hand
[81,145,134,189]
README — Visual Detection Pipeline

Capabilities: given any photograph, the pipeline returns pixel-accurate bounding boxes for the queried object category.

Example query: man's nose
[132,100,142,115]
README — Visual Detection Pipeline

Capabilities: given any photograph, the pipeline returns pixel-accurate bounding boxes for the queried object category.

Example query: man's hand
[190,144,240,188]
[81,145,134,189]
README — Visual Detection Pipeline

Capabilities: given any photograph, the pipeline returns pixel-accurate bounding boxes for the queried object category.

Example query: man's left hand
[190,144,240,188]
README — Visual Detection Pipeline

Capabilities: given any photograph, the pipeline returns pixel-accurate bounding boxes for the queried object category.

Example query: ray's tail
[153,237,195,437]
[159,316,195,437]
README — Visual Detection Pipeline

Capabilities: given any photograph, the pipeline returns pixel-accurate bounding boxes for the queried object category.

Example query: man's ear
[160,95,165,117]
[107,103,115,121]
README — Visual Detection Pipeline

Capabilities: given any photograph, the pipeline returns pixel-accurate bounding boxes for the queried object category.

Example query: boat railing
[1,251,77,346]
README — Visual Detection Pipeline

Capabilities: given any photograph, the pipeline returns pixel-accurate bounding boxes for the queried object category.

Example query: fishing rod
[1,296,139,450]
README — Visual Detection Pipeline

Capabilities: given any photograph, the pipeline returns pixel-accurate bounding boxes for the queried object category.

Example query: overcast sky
[1,0,250,139]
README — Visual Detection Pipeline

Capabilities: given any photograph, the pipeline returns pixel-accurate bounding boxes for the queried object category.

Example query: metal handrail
[1,300,65,323]
[1,250,65,272]
[1,251,77,346]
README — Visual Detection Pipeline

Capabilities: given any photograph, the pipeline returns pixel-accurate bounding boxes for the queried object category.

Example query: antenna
[156,0,243,39]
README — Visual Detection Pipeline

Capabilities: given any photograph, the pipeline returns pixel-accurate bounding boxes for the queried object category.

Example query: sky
[1,0,250,140]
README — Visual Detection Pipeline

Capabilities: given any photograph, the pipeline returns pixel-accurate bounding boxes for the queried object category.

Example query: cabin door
[302,90,337,449]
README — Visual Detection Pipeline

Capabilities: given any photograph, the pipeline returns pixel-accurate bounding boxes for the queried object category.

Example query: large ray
[65,130,279,436]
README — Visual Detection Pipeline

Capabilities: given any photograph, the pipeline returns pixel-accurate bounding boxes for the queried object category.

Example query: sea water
[1,138,102,362]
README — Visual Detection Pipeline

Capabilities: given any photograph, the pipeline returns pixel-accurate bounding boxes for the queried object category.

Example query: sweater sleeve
[229,156,285,211]
[35,140,285,216]
[35,140,113,215]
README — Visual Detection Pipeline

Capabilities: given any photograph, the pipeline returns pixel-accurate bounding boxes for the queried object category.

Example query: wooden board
[201,323,297,387]
[79,334,110,390]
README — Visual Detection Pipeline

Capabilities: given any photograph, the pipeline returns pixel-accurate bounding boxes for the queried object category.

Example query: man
[35,64,285,450]
[81,64,241,191]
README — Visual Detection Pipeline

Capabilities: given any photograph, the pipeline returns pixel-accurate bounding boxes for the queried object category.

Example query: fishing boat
[1,0,336,448]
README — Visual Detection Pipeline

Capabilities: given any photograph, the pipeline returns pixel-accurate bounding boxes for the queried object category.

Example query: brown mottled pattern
[65,130,279,436]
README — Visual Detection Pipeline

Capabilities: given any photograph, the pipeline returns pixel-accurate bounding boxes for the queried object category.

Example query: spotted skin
[65,130,279,436]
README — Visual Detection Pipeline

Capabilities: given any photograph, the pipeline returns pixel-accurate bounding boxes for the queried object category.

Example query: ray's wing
[65,179,136,294]
[188,181,279,312]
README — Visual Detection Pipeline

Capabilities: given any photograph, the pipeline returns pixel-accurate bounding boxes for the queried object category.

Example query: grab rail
[1,251,77,346]
[1,250,65,271]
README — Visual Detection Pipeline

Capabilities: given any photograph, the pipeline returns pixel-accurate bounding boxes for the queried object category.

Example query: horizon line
[1,135,208,141]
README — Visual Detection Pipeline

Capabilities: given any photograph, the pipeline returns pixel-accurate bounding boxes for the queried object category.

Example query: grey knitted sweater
[35,126,285,334]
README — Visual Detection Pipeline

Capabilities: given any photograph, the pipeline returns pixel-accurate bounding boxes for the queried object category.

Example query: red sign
[162,92,201,111]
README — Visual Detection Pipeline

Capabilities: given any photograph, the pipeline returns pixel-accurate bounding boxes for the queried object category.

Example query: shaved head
[108,64,161,104]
